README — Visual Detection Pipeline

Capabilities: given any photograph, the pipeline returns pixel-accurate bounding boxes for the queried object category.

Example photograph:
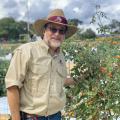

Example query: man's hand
[64,76,76,86]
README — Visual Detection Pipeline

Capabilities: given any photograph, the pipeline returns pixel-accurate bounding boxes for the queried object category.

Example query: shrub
[62,40,120,119]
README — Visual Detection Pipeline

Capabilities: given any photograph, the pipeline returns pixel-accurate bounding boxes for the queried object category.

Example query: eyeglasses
[47,26,67,35]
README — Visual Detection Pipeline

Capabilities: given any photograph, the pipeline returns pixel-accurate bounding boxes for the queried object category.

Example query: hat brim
[33,19,78,39]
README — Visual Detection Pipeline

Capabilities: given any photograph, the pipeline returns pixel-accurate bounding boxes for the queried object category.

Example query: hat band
[48,16,68,25]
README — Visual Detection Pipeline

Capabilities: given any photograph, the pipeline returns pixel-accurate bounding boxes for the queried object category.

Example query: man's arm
[7,86,20,120]
[64,77,76,86]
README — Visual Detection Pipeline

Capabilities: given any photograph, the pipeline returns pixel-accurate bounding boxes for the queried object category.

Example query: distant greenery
[0,46,10,96]
[0,44,20,96]
[0,15,120,43]
[0,60,9,96]
[0,17,31,42]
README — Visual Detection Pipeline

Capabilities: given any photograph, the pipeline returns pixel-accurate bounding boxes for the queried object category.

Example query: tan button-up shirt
[5,40,67,116]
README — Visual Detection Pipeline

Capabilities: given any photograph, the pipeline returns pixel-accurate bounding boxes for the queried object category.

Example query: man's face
[43,23,67,50]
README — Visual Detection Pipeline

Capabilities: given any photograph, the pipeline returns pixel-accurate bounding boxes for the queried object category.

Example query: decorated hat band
[48,16,68,25]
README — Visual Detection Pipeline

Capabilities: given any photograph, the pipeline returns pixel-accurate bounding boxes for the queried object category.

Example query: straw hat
[33,9,78,39]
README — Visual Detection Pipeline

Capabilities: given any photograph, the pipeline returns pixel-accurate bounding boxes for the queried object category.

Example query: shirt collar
[39,40,49,53]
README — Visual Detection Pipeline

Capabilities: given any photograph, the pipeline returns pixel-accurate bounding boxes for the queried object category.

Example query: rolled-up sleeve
[5,46,30,89]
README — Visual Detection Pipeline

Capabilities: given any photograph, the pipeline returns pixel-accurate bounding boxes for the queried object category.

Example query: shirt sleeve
[5,46,30,89]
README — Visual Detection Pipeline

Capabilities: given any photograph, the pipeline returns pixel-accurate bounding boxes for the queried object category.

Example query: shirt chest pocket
[57,66,67,79]
[29,63,49,96]
[54,64,67,94]
[31,63,49,77]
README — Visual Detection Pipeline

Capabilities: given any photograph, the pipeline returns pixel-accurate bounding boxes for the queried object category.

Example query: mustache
[51,36,61,40]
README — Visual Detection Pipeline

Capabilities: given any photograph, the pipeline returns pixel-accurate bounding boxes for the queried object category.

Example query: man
[5,9,77,120]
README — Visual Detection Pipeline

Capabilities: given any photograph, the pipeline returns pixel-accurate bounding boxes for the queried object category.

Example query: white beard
[49,40,61,49]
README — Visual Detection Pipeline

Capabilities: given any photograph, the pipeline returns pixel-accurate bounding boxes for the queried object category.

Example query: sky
[0,0,120,32]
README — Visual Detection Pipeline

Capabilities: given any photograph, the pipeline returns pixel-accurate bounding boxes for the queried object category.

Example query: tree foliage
[91,5,110,34]
[109,19,120,34]
[68,18,83,26]
[80,28,96,39]
[0,17,28,41]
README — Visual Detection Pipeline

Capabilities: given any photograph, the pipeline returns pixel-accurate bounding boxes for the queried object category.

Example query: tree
[0,17,15,41]
[81,28,96,39]
[109,19,120,34]
[91,5,110,34]
[73,28,96,40]
[68,18,83,26]
[0,17,28,42]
